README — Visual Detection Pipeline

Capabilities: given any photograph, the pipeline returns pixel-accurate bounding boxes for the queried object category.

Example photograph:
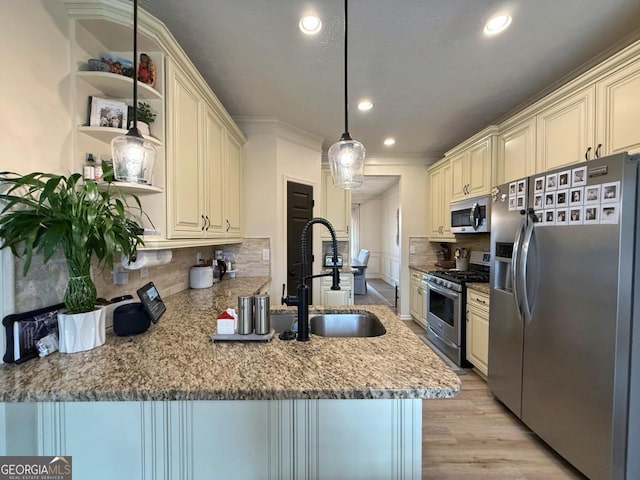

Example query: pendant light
[111,0,157,184]
[328,0,365,189]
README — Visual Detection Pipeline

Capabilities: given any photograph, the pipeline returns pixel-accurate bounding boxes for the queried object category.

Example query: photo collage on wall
[509,165,621,226]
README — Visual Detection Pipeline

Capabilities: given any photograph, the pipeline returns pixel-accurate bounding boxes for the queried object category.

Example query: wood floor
[401,320,587,480]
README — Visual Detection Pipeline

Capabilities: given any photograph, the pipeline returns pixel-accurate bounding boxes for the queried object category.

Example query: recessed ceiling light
[299,15,322,35]
[483,14,512,35]
[384,138,396,146]
[357,100,373,111]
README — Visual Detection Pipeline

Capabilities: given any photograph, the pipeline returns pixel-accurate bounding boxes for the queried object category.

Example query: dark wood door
[287,182,314,298]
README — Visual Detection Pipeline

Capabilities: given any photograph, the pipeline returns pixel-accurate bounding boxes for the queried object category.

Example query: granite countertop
[0,276,460,403]
[467,282,491,295]
[409,264,432,274]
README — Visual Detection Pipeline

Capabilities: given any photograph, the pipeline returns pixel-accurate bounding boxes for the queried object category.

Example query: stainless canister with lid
[237,295,254,334]
[254,294,271,335]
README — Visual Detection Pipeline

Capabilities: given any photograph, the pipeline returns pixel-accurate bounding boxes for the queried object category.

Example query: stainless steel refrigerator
[488,152,639,479]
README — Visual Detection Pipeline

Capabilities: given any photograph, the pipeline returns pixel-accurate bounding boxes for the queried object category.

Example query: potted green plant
[128,101,156,136]
[0,167,147,352]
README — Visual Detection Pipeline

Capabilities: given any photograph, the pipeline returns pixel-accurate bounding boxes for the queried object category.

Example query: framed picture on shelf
[88,96,128,129]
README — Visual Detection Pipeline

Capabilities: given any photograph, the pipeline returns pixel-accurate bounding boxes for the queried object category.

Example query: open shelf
[78,126,163,146]
[96,182,163,194]
[77,71,162,100]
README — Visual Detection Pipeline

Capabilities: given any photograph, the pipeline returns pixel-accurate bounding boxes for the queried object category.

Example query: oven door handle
[427,324,458,349]
[427,282,460,300]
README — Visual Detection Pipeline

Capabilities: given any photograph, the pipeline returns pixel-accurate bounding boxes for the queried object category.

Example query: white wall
[358,197,383,276]
[0,0,73,174]
[363,157,433,318]
[380,183,401,284]
[238,119,323,305]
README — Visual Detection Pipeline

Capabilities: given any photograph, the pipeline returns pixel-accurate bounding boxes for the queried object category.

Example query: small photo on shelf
[88,96,127,129]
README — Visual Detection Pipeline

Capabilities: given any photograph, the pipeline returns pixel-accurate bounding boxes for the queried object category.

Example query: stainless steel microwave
[450,195,491,233]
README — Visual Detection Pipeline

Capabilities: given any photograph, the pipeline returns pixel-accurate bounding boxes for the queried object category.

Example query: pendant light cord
[343,0,349,136]
[132,0,138,127]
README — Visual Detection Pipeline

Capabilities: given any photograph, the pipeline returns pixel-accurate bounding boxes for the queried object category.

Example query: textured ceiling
[139,0,640,161]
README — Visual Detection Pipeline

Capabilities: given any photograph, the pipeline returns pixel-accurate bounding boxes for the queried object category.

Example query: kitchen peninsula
[0,277,460,479]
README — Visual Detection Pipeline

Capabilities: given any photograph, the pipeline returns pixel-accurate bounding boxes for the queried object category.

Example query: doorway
[286,181,314,298]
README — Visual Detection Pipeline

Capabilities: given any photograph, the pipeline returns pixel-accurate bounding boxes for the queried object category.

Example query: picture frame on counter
[88,96,128,129]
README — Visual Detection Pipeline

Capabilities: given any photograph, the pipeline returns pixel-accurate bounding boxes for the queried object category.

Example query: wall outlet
[196,252,203,264]
[262,249,270,261]
[409,245,416,254]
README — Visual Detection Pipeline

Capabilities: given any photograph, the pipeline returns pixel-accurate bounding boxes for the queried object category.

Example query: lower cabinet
[466,288,490,376]
[319,273,353,305]
[4,398,422,480]
[409,270,427,328]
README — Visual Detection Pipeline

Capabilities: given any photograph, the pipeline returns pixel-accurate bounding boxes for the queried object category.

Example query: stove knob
[437,279,444,285]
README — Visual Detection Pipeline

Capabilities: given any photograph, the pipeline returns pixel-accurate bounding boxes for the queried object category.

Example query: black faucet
[281,217,341,341]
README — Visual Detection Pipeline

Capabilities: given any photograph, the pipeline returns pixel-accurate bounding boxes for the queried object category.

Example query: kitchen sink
[310,313,386,337]
[269,312,386,337]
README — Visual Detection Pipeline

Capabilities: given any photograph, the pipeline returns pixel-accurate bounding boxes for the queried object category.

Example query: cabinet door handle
[595,143,602,158]
[346,225,349,234]
[226,219,230,232]
[584,146,592,161]
[201,215,206,231]
[205,215,210,231]
[475,298,487,305]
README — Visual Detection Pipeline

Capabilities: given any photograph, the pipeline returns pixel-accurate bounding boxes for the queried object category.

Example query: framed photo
[509,182,517,196]
[508,196,517,211]
[517,180,526,196]
[558,170,571,189]
[516,195,525,209]
[600,204,619,224]
[583,205,599,224]
[569,207,582,225]
[569,187,583,205]
[572,166,587,187]
[584,185,601,205]
[544,192,555,208]
[545,210,555,225]
[534,177,545,193]
[601,181,620,204]
[546,173,558,191]
[533,194,543,209]
[556,190,568,207]
[89,96,127,129]
[534,210,544,224]
[556,208,568,225]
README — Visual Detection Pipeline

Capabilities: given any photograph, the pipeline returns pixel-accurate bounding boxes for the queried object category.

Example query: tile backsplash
[409,234,490,267]
[12,239,270,313]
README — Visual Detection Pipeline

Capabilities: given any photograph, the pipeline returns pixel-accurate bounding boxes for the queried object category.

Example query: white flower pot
[58,307,106,353]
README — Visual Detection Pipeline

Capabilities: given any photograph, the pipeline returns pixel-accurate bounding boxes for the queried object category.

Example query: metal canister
[254,294,271,335]
[237,295,254,334]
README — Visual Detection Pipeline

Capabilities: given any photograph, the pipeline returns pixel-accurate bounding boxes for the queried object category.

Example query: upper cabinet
[427,160,455,242]
[321,168,351,240]
[536,86,596,172]
[493,42,640,186]
[66,1,245,248]
[448,128,496,201]
[495,117,536,186]
[596,59,640,156]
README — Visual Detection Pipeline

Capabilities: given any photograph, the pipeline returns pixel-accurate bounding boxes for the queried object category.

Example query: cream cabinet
[536,86,596,172]
[321,169,351,240]
[319,273,353,305]
[495,117,537,185]
[166,59,243,241]
[450,135,493,201]
[466,288,490,376]
[596,59,640,156]
[409,270,427,328]
[427,160,455,242]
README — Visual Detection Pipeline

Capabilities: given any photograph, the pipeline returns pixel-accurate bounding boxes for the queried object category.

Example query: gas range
[425,269,490,292]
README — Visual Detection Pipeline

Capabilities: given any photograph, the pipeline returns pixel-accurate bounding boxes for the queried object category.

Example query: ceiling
[350,175,399,203]
[139,0,640,161]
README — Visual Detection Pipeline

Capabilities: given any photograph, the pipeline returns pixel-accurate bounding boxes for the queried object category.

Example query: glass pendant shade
[111,133,156,184]
[328,133,365,189]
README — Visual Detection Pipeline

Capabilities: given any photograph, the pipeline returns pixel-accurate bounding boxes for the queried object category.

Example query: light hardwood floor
[402,320,587,479]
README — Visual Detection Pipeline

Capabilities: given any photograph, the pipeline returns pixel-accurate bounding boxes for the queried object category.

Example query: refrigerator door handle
[521,215,536,321]
[512,217,526,317]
